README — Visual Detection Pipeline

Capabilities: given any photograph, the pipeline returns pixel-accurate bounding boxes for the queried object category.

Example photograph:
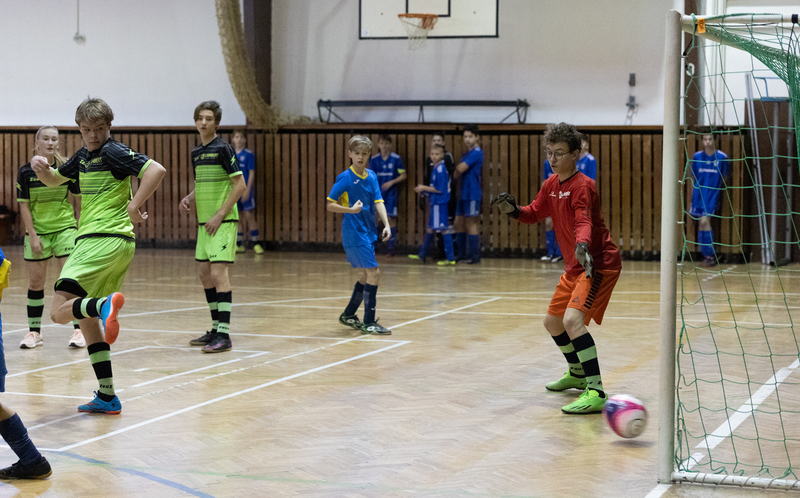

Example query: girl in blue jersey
[327,136,392,335]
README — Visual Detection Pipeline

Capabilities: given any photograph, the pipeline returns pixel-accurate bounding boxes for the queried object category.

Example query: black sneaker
[0,456,52,479]
[339,313,362,330]
[189,331,215,346]
[202,334,232,353]
[361,320,392,335]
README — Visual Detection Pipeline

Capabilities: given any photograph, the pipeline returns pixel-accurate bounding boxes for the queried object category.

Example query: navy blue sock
[344,282,364,317]
[363,284,378,324]
[468,234,480,262]
[443,233,455,261]
[0,414,42,466]
[456,232,467,259]
[419,233,434,258]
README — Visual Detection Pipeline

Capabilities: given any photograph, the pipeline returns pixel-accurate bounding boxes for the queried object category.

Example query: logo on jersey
[354,179,360,184]
[550,192,557,197]
[559,191,571,199]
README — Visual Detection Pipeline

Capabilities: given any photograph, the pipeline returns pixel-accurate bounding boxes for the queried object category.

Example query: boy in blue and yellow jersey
[690,132,730,268]
[410,143,455,264]
[30,98,166,414]
[453,125,484,264]
[0,246,52,479]
[180,101,247,354]
[368,134,406,256]
[328,136,392,335]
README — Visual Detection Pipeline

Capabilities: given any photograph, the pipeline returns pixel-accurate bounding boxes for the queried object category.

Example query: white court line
[120,328,408,342]
[125,358,244,389]
[644,360,799,498]
[54,341,409,452]
[6,346,151,378]
[389,297,502,329]
[1,392,90,400]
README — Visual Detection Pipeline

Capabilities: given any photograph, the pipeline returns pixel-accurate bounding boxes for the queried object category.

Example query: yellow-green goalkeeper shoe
[561,389,606,414]
[545,371,587,392]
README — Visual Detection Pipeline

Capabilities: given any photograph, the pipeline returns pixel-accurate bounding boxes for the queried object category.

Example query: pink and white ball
[603,394,647,439]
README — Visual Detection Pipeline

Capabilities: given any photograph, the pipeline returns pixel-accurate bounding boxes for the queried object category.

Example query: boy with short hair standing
[369,134,406,256]
[409,143,455,265]
[231,129,262,254]
[492,122,621,415]
[453,125,483,264]
[30,97,166,414]
[181,101,247,353]
[690,132,730,268]
[329,136,392,335]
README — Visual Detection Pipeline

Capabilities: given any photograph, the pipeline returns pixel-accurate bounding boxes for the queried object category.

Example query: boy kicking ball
[492,122,621,414]
[328,136,392,335]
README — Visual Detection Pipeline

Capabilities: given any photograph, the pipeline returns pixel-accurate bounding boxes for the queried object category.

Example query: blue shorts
[690,190,721,218]
[237,196,256,212]
[344,244,378,269]
[428,203,450,231]
[455,199,481,218]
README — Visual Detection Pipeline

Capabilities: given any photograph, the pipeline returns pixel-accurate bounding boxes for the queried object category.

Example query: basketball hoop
[398,13,438,50]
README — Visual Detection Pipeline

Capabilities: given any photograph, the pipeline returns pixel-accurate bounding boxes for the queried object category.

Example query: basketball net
[398,13,438,50]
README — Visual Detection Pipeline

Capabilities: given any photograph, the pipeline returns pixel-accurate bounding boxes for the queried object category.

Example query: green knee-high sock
[216,291,232,339]
[88,342,115,401]
[204,287,219,333]
[27,289,45,333]
[551,331,585,378]
[572,333,605,396]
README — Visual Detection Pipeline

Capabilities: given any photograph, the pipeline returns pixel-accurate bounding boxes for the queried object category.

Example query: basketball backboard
[359,0,499,39]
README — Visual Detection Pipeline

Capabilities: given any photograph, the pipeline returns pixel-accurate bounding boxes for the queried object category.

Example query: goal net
[661,11,800,490]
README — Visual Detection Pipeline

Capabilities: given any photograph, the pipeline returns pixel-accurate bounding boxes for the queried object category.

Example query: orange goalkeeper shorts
[547,269,621,326]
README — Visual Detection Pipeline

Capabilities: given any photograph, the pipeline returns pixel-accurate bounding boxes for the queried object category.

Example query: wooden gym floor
[0,246,797,498]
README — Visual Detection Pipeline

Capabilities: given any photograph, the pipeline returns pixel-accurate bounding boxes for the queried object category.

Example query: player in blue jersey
[690,132,730,268]
[369,134,406,256]
[0,246,52,479]
[328,136,392,335]
[576,133,597,180]
[453,125,484,264]
[409,143,455,265]
[232,129,263,254]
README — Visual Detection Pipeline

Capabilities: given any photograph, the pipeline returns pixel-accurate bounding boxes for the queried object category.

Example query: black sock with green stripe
[27,289,45,334]
[216,291,232,339]
[572,332,605,397]
[73,321,81,330]
[72,297,107,319]
[551,331,585,379]
[88,342,115,402]
[204,287,219,333]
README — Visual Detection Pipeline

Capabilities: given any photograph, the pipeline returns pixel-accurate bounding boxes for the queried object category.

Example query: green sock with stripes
[204,287,219,333]
[72,297,107,319]
[572,332,605,396]
[27,289,45,333]
[216,291,232,339]
[88,342,115,401]
[551,331,585,378]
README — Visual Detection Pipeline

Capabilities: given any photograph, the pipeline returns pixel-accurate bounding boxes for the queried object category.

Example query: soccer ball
[603,394,647,438]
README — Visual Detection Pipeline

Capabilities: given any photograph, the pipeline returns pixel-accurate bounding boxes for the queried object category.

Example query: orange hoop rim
[398,13,439,30]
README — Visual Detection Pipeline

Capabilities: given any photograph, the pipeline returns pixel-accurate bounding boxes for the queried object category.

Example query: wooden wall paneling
[518,135,529,251]
[621,134,632,252]
[591,135,602,195]
[484,135,496,251]
[280,134,291,242]
[304,134,314,243]
[631,135,642,252]
[145,134,157,241]
[316,134,326,244]
[3,135,11,233]
[395,133,409,247]
[600,135,612,239]
[416,133,426,248]
[719,133,732,253]
[169,134,179,243]
[509,135,520,251]
[530,135,542,250]
[271,134,281,242]
[333,133,345,244]
[732,135,744,253]
[290,133,300,242]
[653,135,663,249]
[262,133,274,242]
[499,134,510,251]
[154,133,166,242]
[610,135,622,249]
[178,134,190,241]
[325,134,335,244]
[642,135,653,252]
